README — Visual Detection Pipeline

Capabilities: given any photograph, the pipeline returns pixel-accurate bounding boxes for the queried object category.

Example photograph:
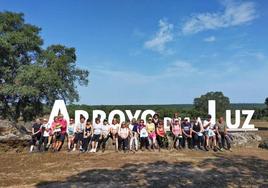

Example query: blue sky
[1,0,268,105]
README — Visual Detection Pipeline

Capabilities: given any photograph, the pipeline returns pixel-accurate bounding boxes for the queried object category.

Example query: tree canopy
[265,97,268,108]
[193,91,230,117]
[0,11,89,121]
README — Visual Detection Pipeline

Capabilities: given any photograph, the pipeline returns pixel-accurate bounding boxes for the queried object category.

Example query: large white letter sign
[226,110,240,129]
[108,110,125,124]
[125,110,141,121]
[75,110,89,125]
[48,100,70,125]
[141,110,155,124]
[92,110,106,123]
[242,110,255,129]
[164,117,172,131]
[208,100,216,125]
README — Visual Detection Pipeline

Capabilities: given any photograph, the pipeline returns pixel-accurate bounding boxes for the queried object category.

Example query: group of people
[30,113,232,153]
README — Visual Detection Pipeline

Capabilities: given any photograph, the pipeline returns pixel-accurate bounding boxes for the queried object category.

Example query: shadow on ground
[36,154,268,188]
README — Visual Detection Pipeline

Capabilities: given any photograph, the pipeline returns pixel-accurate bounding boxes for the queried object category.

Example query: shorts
[59,134,65,142]
[31,133,41,145]
[55,132,61,141]
[208,130,215,137]
[148,132,156,139]
[92,134,101,142]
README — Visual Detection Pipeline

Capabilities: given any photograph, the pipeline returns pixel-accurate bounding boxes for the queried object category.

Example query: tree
[193,91,230,117]
[265,97,268,108]
[0,12,89,121]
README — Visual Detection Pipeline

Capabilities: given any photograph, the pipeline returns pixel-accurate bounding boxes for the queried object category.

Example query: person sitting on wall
[181,118,193,149]
[216,117,232,151]
[99,119,111,152]
[55,114,67,151]
[203,114,218,152]
[73,115,86,151]
[90,117,102,153]
[191,117,204,150]
[156,120,168,150]
[82,120,92,152]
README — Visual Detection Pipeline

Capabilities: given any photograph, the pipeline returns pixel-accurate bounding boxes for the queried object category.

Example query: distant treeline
[65,103,268,121]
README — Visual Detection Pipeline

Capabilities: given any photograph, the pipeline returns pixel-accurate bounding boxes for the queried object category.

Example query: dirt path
[1,148,268,187]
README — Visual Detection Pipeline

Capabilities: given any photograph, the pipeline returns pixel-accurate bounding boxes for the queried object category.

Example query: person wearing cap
[67,118,75,151]
[203,114,217,152]
[172,118,183,149]
[181,118,193,149]
[129,118,139,152]
[146,117,157,150]
[39,118,50,151]
[99,119,111,152]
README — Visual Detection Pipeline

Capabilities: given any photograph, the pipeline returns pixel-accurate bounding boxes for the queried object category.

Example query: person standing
[146,117,157,150]
[172,119,183,149]
[118,122,130,153]
[129,118,139,152]
[67,118,75,151]
[29,118,42,152]
[138,119,149,151]
[39,118,50,151]
[110,118,120,152]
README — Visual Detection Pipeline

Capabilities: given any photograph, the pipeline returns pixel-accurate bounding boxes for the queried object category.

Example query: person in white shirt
[73,116,86,151]
[90,118,103,153]
[118,121,130,152]
[110,118,120,152]
[39,118,50,151]
[99,119,111,152]
[67,118,75,151]
[203,114,217,152]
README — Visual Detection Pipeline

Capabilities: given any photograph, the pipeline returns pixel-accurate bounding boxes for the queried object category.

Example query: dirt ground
[0,147,267,188]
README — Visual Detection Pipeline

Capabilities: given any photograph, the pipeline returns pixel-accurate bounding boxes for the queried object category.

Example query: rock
[231,132,262,148]
[258,139,268,149]
[0,120,31,152]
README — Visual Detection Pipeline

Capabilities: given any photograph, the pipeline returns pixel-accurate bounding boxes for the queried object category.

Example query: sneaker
[219,148,224,152]
[213,147,218,152]
[89,149,94,153]
[72,148,76,151]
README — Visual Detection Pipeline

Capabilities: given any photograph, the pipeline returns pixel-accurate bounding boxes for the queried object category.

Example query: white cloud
[165,60,198,74]
[144,19,174,54]
[203,36,216,42]
[182,1,257,35]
